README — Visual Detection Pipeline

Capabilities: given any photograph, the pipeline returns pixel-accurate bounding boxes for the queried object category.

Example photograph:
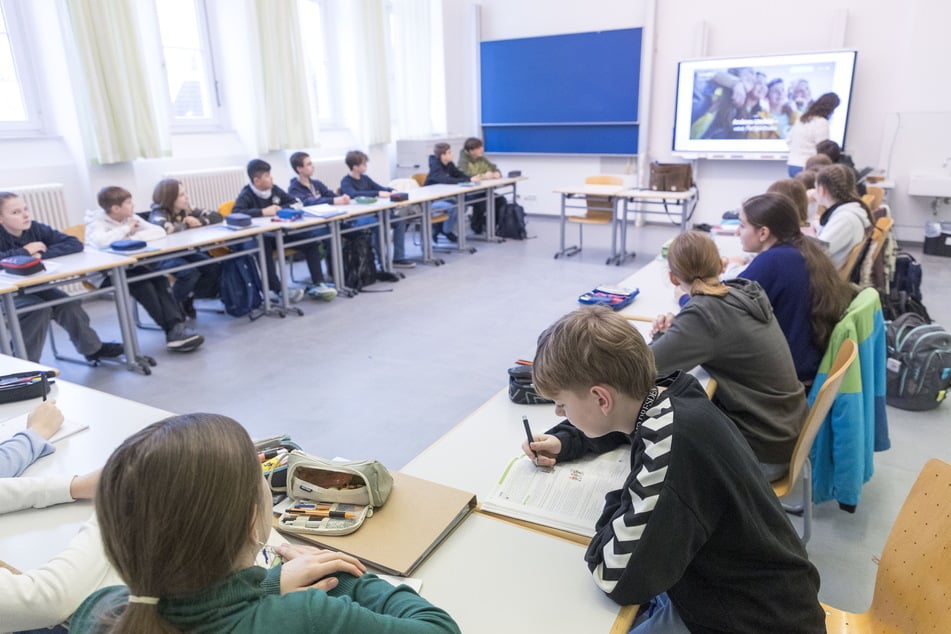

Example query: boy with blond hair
[523,306,824,633]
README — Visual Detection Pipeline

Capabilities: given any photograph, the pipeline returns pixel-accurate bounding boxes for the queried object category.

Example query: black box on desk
[923,222,951,257]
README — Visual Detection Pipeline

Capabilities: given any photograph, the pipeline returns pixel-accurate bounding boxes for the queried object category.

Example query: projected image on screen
[673,51,856,155]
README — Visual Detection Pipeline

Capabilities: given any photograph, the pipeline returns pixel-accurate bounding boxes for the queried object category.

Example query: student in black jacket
[423,143,464,243]
[0,192,123,363]
[232,159,335,302]
[523,306,825,633]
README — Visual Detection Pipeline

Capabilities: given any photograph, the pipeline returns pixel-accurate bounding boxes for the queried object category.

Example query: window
[298,0,339,126]
[0,1,42,133]
[155,0,221,129]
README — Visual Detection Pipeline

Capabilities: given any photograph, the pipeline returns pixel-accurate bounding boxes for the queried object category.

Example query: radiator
[163,167,246,211]
[9,183,70,230]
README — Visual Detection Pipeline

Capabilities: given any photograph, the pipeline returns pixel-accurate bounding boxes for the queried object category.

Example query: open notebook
[0,412,89,444]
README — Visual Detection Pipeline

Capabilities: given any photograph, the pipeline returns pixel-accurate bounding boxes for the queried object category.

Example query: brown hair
[98,186,132,213]
[433,142,451,157]
[800,92,840,123]
[151,179,184,214]
[345,150,368,170]
[289,151,309,173]
[93,413,263,633]
[742,193,853,350]
[667,231,729,298]
[803,154,833,172]
[463,137,483,152]
[816,164,872,223]
[794,169,816,190]
[533,306,655,401]
[815,139,842,163]
[766,179,809,226]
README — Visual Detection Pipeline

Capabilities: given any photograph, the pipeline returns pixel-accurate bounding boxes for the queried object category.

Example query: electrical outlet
[521,194,537,202]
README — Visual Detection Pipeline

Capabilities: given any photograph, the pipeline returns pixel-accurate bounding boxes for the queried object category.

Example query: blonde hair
[667,231,728,298]
[533,306,655,400]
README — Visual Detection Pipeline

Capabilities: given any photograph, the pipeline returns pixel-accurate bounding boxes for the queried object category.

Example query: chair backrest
[785,339,857,486]
[864,186,885,211]
[63,224,85,241]
[583,175,623,221]
[868,458,951,630]
[218,200,235,217]
[411,173,427,188]
[388,178,419,191]
[839,237,869,282]
[868,215,894,263]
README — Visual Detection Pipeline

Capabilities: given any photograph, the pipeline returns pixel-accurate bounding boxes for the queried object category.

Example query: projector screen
[672,50,857,157]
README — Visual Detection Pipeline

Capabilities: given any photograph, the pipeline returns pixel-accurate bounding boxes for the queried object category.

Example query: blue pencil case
[578,286,640,310]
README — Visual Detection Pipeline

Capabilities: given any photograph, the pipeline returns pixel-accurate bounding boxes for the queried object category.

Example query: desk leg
[616,198,636,265]
[256,233,281,317]
[2,294,27,359]
[456,193,475,255]
[554,193,581,259]
[420,201,441,265]
[111,267,155,375]
[607,198,620,265]
[486,185,498,242]
[0,296,12,356]
[270,231,297,316]
[379,210,392,273]
[328,221,349,295]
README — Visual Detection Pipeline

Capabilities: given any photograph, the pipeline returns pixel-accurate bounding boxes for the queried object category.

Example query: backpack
[219,254,264,318]
[886,312,951,411]
[496,202,527,240]
[880,252,930,322]
[342,230,377,291]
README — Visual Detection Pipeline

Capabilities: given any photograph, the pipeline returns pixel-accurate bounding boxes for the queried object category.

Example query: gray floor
[43,214,951,614]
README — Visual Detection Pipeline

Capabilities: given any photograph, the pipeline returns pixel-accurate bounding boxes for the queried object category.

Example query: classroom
[1,0,950,631]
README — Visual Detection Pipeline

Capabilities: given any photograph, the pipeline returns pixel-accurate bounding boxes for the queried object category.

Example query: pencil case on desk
[278,500,372,537]
[577,286,640,311]
[253,435,303,493]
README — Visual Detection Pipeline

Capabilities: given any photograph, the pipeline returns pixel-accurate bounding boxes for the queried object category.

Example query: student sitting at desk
[814,164,873,268]
[0,401,63,477]
[234,158,336,302]
[86,187,205,353]
[457,137,506,235]
[0,468,115,631]
[0,192,124,363]
[340,150,414,269]
[424,142,464,243]
[737,193,853,384]
[649,231,808,481]
[148,178,222,319]
[69,413,461,634]
[524,306,824,633]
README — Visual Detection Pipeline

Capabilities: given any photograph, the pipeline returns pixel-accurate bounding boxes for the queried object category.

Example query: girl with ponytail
[814,164,873,267]
[739,193,854,384]
[650,231,808,482]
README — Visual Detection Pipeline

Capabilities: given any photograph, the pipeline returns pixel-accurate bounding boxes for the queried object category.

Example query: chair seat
[822,603,874,633]
[431,213,449,223]
[567,215,613,225]
[771,476,793,498]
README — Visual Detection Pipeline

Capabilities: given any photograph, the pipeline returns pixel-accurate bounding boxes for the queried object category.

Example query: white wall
[454,0,951,241]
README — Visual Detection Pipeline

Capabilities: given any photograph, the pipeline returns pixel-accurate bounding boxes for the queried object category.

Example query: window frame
[156,0,226,133]
[0,0,46,136]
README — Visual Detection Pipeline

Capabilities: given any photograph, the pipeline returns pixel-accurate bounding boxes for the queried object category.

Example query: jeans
[14,288,102,361]
[157,252,221,302]
[431,200,458,236]
[631,593,689,633]
[788,165,803,177]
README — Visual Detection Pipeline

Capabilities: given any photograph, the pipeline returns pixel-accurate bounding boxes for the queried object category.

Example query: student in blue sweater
[0,401,63,477]
[233,159,336,302]
[341,150,414,268]
[738,192,853,384]
[288,152,350,208]
[424,143,464,243]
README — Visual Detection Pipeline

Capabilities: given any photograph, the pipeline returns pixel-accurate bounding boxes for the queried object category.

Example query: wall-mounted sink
[909,172,951,197]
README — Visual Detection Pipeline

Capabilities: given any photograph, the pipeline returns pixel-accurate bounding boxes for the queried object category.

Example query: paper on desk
[0,412,89,444]
[481,446,631,537]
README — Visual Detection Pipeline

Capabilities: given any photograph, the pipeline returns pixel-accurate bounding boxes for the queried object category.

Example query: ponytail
[668,231,729,298]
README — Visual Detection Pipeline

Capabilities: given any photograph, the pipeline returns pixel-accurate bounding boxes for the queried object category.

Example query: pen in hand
[522,415,538,465]
[40,373,47,402]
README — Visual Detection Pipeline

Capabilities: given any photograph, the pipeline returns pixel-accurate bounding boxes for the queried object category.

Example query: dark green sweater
[69,566,460,633]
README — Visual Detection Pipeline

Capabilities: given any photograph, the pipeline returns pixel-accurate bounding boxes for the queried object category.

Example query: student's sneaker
[445,232,459,243]
[306,283,337,301]
[166,323,204,352]
[270,288,306,304]
[84,342,124,362]
[392,259,416,269]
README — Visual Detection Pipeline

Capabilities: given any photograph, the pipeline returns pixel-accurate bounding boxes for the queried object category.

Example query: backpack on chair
[886,312,951,411]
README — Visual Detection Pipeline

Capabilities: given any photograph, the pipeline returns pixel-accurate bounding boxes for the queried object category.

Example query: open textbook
[481,446,631,538]
[0,412,89,444]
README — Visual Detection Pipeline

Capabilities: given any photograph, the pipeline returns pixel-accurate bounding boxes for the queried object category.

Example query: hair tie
[128,595,160,605]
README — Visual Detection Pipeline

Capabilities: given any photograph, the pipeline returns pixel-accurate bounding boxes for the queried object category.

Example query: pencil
[522,415,537,462]
[40,374,47,402]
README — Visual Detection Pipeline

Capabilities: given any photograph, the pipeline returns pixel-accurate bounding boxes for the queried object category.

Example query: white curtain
[352,0,391,145]
[253,0,317,151]
[388,0,444,139]
[63,0,171,164]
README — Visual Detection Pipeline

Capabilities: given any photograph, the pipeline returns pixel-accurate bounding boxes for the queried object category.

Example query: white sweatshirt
[83,209,166,250]
[0,477,119,631]
[786,117,830,168]
[817,201,871,268]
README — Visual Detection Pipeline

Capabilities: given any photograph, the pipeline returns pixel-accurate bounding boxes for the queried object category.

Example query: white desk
[553,184,626,264]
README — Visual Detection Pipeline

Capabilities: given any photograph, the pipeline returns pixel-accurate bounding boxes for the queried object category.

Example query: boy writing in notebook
[340,150,413,268]
[0,192,124,363]
[523,306,824,633]
[234,158,336,302]
[457,137,505,235]
[85,187,204,352]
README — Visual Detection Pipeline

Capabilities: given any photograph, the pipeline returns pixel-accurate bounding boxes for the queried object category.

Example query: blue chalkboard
[480,28,642,154]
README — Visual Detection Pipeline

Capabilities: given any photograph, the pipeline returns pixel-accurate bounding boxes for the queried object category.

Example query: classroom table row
[0,176,526,374]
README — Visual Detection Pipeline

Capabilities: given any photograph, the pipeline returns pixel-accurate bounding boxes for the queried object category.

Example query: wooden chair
[567,175,623,253]
[411,173,427,188]
[860,185,885,212]
[217,200,235,217]
[772,339,857,543]
[823,458,951,632]
[839,240,868,282]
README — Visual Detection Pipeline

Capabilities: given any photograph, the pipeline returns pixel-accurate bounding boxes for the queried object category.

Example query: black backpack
[219,255,264,318]
[342,231,377,291]
[497,202,527,240]
[886,312,951,411]
[880,252,930,322]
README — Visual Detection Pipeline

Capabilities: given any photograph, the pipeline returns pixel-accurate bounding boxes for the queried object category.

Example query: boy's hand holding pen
[521,415,562,468]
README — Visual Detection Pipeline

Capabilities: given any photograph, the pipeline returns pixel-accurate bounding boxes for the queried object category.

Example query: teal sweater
[69,566,460,633]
